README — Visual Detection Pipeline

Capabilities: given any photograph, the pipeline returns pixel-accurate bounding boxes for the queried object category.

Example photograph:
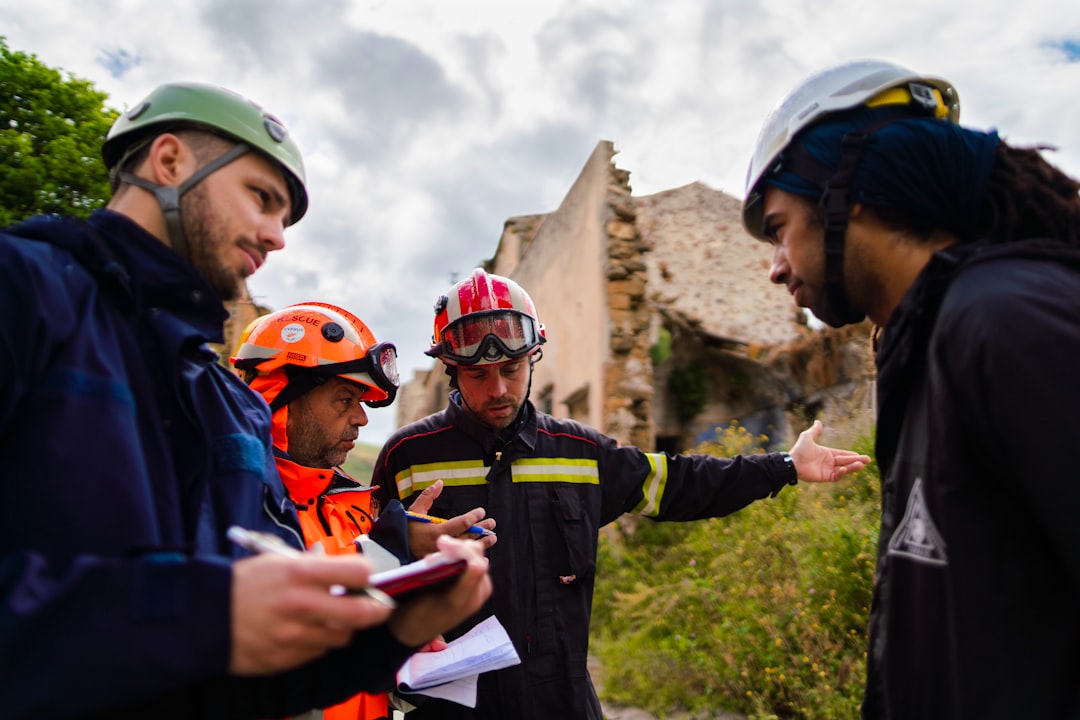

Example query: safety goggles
[324,342,400,408]
[439,311,543,365]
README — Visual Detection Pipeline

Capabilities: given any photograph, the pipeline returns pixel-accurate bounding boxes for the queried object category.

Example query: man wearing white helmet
[372,268,870,720]
[743,59,1080,717]
[0,82,491,718]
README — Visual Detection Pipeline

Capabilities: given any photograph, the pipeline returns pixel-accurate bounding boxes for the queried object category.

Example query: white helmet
[741,59,959,239]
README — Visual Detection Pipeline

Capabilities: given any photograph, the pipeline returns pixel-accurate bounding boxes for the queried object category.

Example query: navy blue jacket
[864,240,1080,719]
[0,211,412,719]
[373,393,797,720]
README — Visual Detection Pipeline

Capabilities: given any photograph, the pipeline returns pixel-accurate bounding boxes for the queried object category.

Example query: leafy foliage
[667,362,707,421]
[592,423,880,719]
[0,37,117,226]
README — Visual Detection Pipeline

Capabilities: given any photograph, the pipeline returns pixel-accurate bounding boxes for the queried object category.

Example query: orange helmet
[231,302,398,409]
[426,268,546,366]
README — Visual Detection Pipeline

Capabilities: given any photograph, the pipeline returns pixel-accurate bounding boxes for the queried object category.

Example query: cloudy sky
[3,0,1079,442]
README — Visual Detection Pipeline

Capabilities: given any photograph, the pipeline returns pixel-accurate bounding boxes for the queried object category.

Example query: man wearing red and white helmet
[372,269,869,720]
[425,268,547,429]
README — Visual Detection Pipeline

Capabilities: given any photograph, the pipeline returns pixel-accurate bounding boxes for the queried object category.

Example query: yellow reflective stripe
[511,457,599,485]
[395,460,488,497]
[631,452,668,517]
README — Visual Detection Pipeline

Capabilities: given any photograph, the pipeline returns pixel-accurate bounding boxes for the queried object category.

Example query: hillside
[340,441,382,484]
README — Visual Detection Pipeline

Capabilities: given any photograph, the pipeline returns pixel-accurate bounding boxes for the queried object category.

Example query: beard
[180,183,244,301]
[286,402,355,469]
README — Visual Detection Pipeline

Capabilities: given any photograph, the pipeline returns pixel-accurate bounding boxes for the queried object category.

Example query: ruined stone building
[396,141,875,452]
[214,289,267,370]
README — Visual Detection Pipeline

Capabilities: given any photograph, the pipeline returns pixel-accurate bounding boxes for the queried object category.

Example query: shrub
[592,424,880,719]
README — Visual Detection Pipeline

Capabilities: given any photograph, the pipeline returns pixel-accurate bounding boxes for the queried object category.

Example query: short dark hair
[108,127,235,193]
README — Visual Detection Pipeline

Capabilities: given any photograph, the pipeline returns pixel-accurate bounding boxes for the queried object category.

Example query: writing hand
[407,480,497,556]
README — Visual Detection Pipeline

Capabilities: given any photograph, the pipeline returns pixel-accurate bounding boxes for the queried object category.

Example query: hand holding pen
[226,526,492,674]
[404,480,498,557]
[227,526,397,607]
[405,510,496,538]
[227,527,398,675]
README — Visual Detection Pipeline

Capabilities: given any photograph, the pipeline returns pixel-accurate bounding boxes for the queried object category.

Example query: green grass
[591,426,879,719]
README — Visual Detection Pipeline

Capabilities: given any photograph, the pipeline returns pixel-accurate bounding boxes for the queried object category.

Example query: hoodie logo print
[887,478,947,566]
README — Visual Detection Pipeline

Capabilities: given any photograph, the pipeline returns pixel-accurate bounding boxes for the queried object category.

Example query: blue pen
[406,510,496,537]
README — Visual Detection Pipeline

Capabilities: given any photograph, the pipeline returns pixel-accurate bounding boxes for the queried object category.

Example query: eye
[763,221,781,244]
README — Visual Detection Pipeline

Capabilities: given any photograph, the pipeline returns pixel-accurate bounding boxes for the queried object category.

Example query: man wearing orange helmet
[232,302,407,720]
[0,82,491,718]
[743,59,1080,718]
[233,302,499,720]
[371,268,870,720]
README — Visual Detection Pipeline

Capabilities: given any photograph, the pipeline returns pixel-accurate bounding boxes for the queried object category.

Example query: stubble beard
[287,402,352,469]
[180,184,244,301]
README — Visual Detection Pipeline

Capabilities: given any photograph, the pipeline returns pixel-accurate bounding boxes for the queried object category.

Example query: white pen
[227,526,397,608]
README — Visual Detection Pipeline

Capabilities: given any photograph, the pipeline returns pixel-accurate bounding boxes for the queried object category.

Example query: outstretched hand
[787,420,871,483]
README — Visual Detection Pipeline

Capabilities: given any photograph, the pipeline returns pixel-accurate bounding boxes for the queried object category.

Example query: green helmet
[102,82,308,225]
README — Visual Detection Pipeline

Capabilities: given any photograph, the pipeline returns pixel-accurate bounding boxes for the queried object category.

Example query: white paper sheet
[396,615,521,707]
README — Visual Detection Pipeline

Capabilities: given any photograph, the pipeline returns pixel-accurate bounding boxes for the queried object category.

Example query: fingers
[387,537,493,648]
[443,507,491,537]
[831,456,870,479]
[230,554,396,676]
[409,479,443,515]
[800,419,823,440]
[407,521,445,559]
[421,637,449,653]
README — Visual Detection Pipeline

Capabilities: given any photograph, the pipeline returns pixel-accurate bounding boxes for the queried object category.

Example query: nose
[259,217,286,253]
[768,244,789,286]
[487,373,509,398]
[349,404,369,427]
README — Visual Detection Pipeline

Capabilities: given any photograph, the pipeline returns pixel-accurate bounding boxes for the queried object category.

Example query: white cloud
[3,0,1080,443]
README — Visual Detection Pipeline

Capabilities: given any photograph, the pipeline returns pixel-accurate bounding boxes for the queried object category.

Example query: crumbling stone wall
[603,167,655,448]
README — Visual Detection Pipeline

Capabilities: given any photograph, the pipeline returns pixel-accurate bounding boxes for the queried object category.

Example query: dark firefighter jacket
[0,211,413,719]
[372,392,797,720]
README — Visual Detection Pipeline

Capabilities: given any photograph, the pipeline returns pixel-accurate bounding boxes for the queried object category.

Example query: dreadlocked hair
[976,143,1080,246]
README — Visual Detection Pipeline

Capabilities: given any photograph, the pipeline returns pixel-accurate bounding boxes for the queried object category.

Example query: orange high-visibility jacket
[275,452,390,720]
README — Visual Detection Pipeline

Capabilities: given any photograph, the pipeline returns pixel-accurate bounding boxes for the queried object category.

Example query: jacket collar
[86,209,230,341]
[446,391,538,457]
[273,447,358,502]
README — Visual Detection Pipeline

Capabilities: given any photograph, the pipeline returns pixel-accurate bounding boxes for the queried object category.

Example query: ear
[145,133,196,187]
[849,202,865,219]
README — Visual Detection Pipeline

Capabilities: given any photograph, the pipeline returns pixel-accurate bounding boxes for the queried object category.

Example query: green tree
[0,37,117,227]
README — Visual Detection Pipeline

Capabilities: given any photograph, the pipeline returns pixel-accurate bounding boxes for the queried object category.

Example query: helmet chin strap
[117,142,250,262]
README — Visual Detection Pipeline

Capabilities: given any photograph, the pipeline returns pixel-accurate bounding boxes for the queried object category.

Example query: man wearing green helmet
[0,81,492,718]
[743,59,1080,718]
[102,81,309,301]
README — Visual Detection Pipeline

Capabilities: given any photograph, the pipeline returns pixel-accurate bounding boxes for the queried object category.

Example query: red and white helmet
[426,268,546,366]
[231,302,398,409]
